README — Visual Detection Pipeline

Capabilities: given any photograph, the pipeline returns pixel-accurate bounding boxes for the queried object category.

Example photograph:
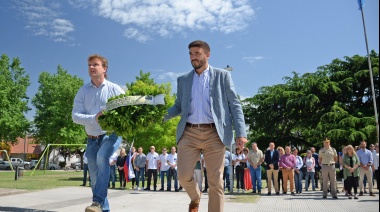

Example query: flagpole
[359,2,379,142]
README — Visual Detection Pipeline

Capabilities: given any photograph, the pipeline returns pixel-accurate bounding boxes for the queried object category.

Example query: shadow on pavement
[0,206,53,212]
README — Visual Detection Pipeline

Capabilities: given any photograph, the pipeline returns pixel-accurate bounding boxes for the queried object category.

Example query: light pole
[224,65,233,71]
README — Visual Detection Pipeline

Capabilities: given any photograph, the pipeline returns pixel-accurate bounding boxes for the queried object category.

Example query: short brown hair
[188,40,210,53]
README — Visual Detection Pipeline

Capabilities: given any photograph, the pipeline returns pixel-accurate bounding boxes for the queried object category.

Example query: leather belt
[87,134,105,139]
[322,163,335,166]
[186,122,215,128]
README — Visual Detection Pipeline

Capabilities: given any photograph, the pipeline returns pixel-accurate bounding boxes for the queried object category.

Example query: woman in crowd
[293,147,303,194]
[233,147,247,193]
[304,150,316,191]
[277,146,285,193]
[243,147,252,192]
[116,148,127,189]
[343,145,360,199]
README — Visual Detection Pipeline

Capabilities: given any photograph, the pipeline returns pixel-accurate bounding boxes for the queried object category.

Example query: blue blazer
[164,66,247,146]
[264,150,280,170]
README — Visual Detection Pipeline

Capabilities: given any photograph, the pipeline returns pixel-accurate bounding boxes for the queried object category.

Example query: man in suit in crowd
[264,142,280,195]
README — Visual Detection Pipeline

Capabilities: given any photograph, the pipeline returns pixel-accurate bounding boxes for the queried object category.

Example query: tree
[32,66,86,161]
[0,54,31,144]
[243,51,379,151]
[99,70,178,152]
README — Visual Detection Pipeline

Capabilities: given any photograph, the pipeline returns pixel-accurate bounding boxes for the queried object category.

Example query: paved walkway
[0,184,378,212]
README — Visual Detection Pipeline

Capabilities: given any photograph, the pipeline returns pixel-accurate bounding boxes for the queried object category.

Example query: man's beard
[191,59,206,70]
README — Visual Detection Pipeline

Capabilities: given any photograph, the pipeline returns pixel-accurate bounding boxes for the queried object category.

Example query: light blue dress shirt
[187,66,214,124]
[72,79,125,136]
[357,148,373,165]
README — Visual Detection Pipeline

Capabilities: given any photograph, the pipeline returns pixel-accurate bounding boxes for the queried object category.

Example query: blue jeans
[305,171,315,191]
[83,163,90,185]
[160,170,169,189]
[109,164,116,187]
[168,168,178,190]
[223,166,231,191]
[86,133,121,212]
[294,170,303,193]
[135,167,145,188]
[250,165,262,192]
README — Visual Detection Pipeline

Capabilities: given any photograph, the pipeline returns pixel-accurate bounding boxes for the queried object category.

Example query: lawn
[0,170,86,191]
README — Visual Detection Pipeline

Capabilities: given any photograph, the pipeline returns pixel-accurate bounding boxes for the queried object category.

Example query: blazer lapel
[184,70,194,111]
[209,66,215,97]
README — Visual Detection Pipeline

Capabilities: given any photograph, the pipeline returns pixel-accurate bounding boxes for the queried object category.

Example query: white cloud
[242,56,264,64]
[73,0,254,42]
[157,71,186,91]
[14,0,75,43]
[123,28,151,43]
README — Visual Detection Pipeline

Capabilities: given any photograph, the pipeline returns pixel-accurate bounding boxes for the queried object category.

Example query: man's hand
[235,137,248,151]
[95,110,104,123]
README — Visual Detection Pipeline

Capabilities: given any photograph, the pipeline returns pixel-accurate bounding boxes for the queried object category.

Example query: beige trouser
[359,166,373,192]
[266,169,279,193]
[282,169,295,192]
[178,126,225,212]
[322,164,337,197]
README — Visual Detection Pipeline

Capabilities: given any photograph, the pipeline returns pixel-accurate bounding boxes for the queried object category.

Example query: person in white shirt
[145,146,159,191]
[81,152,90,186]
[167,146,179,191]
[193,154,203,191]
[293,147,303,194]
[304,150,316,191]
[233,148,246,193]
[158,148,170,191]
[200,153,209,193]
[109,152,118,189]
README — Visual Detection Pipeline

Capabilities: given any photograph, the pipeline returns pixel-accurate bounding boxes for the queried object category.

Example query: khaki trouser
[266,169,279,193]
[322,164,337,197]
[178,126,225,212]
[282,169,295,192]
[359,166,373,193]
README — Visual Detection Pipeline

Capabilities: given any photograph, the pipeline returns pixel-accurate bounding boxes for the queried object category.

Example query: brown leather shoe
[188,199,200,212]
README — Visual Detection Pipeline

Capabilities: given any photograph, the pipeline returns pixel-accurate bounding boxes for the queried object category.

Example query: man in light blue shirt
[72,54,124,212]
[356,140,375,196]
[164,40,247,212]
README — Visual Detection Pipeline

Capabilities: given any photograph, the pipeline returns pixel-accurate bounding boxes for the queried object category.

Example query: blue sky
[0,0,379,120]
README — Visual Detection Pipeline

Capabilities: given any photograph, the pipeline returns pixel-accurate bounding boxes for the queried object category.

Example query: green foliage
[32,67,86,147]
[0,54,31,144]
[99,71,178,152]
[243,51,379,151]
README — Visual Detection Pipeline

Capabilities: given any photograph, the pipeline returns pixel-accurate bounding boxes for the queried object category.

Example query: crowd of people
[84,139,379,202]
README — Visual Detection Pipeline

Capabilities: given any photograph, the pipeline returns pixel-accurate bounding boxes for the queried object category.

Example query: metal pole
[360,6,379,142]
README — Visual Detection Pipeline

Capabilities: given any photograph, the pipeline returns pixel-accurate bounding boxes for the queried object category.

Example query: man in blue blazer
[264,142,280,195]
[164,40,247,212]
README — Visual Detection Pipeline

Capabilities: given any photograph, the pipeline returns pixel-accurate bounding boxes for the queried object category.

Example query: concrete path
[0,184,378,211]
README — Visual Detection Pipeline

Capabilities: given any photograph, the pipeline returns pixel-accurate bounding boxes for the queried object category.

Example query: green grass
[0,170,85,191]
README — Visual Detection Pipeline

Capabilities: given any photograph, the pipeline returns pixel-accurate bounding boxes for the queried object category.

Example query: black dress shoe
[276,192,279,195]
[258,191,261,195]
[252,190,256,193]
[80,184,85,186]
[166,189,171,191]
[323,196,327,199]
[267,192,271,195]
[333,196,338,199]
[159,188,164,191]
[359,192,364,196]
[175,189,179,192]
[291,192,295,195]
[202,189,207,193]
[144,188,150,191]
